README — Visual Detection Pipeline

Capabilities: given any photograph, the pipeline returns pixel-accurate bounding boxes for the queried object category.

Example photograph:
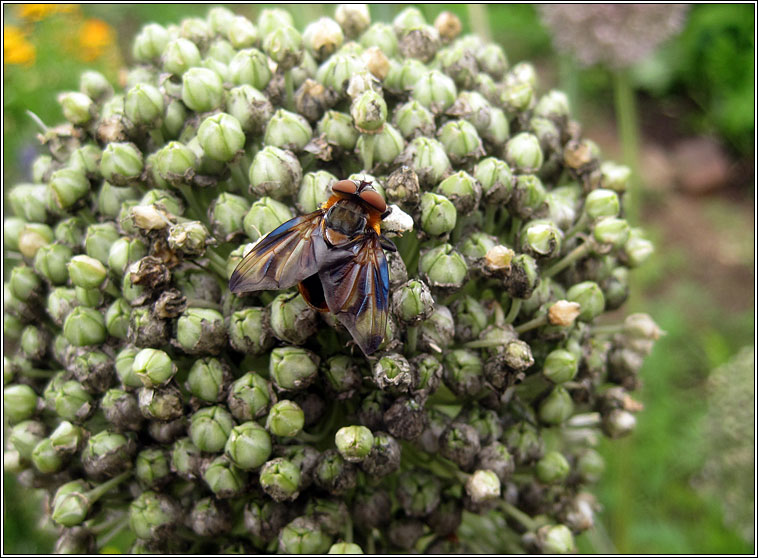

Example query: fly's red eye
[332,179,357,195]
[359,189,387,213]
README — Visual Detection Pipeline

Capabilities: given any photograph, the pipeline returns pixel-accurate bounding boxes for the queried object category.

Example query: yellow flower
[16,4,64,21]
[3,25,36,66]
[78,18,115,61]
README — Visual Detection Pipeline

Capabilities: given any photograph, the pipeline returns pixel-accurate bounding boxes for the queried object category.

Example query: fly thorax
[324,201,368,247]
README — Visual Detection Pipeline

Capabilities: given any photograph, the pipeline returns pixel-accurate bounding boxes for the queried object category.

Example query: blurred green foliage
[2,4,754,554]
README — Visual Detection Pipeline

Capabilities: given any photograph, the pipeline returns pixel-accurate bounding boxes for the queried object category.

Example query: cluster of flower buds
[3,6,660,554]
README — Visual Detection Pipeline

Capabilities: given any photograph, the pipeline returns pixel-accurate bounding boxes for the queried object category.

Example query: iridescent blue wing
[319,233,390,355]
[229,210,328,293]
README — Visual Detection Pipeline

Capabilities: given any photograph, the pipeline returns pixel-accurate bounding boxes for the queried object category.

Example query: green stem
[96,515,129,549]
[77,206,97,225]
[284,70,295,112]
[176,184,207,224]
[514,314,547,335]
[451,214,465,245]
[506,216,521,246]
[613,68,640,223]
[563,212,589,241]
[406,325,418,357]
[87,470,132,504]
[493,300,506,326]
[184,298,223,311]
[504,298,522,324]
[360,134,375,171]
[591,323,626,336]
[18,368,57,379]
[542,241,592,279]
[484,204,497,235]
[466,4,491,42]
[366,530,376,555]
[345,515,354,544]
[498,501,539,532]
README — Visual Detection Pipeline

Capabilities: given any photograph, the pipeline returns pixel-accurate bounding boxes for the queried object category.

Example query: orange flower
[78,18,115,61]
[3,25,36,66]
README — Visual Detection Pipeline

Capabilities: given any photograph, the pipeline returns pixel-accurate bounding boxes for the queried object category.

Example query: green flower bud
[168,437,201,481]
[391,279,435,325]
[314,53,362,96]
[355,123,404,168]
[269,346,320,391]
[392,100,435,140]
[260,457,301,502]
[593,217,630,247]
[269,294,318,345]
[384,58,427,93]
[418,305,455,353]
[106,237,146,276]
[4,217,27,251]
[304,17,344,61]
[263,109,313,152]
[437,170,482,214]
[585,188,620,219]
[278,516,331,554]
[125,83,164,127]
[10,420,45,460]
[320,355,360,397]
[197,113,245,162]
[623,227,655,267]
[443,350,484,399]
[536,450,571,484]
[187,358,231,403]
[18,223,54,259]
[49,167,90,210]
[132,22,170,61]
[133,348,176,387]
[67,144,102,179]
[543,349,579,383]
[504,132,543,174]
[317,111,359,151]
[225,421,272,470]
[249,146,303,200]
[398,24,440,63]
[4,314,25,344]
[102,388,143,431]
[176,308,227,355]
[335,425,374,463]
[57,91,94,125]
[83,222,120,266]
[51,480,90,526]
[133,448,171,490]
[350,90,387,134]
[600,161,631,192]
[227,308,273,358]
[521,220,563,259]
[47,421,83,457]
[509,174,547,220]
[437,43,478,88]
[576,448,606,484]
[9,266,41,302]
[225,15,257,48]
[536,524,575,554]
[208,193,249,241]
[53,379,93,422]
[153,141,196,186]
[534,89,570,122]
[292,171,335,215]
[20,324,49,361]
[476,442,515,483]
[100,142,143,186]
[474,42,508,78]
[419,243,468,290]
[75,285,103,308]
[167,220,209,257]
[500,76,535,113]
[79,69,112,101]
[129,490,179,541]
[360,22,397,56]
[181,67,224,112]
[567,281,605,322]
[97,182,138,219]
[402,137,451,188]
[10,183,48,223]
[121,266,146,305]
[226,85,273,134]
[466,469,501,503]
[397,471,441,517]
[190,406,234,453]
[539,385,574,425]
[54,217,86,248]
[161,37,201,75]
[336,4,371,39]
[67,255,107,289]
[82,430,136,478]
[329,542,364,554]
[263,25,304,71]
[266,400,305,438]
[411,70,457,114]
[63,306,106,346]
[419,192,457,236]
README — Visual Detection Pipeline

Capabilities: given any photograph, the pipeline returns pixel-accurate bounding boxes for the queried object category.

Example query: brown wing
[229,210,327,293]
[318,233,390,355]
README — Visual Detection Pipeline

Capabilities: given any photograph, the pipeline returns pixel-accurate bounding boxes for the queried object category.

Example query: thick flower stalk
[3,6,660,554]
